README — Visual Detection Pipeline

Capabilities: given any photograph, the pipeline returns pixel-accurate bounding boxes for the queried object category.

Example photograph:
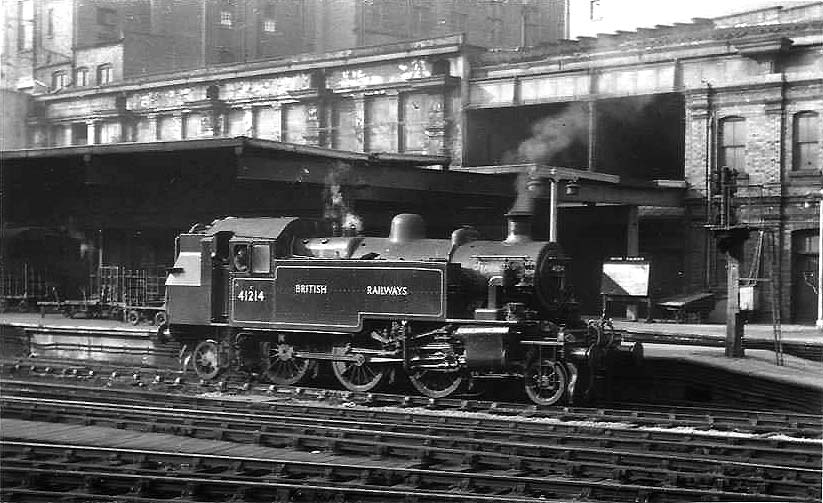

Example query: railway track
[2,378,821,502]
[4,358,822,436]
[3,394,820,485]
[5,438,808,503]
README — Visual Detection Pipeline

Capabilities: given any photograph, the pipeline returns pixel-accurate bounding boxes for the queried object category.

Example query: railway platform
[0,312,172,368]
[611,318,822,344]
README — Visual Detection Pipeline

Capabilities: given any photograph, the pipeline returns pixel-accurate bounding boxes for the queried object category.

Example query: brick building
[465,3,822,322]
[2,0,568,92]
[3,2,821,322]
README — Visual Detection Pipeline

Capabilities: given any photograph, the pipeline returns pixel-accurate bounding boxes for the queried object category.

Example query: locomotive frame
[163,211,640,406]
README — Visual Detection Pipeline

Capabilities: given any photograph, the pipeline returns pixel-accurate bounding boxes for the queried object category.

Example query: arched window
[719,117,746,175]
[97,64,112,85]
[793,111,820,171]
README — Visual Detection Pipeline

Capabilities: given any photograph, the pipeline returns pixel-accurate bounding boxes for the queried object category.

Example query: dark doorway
[792,230,819,322]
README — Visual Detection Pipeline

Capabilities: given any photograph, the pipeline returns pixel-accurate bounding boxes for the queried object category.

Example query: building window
[46,8,54,37]
[263,18,276,32]
[97,64,113,85]
[412,5,432,35]
[75,67,88,87]
[720,117,746,175]
[489,17,503,45]
[97,7,116,26]
[366,2,389,27]
[590,0,603,21]
[51,70,67,90]
[72,123,88,145]
[793,111,820,171]
[451,12,467,31]
[220,10,233,26]
[217,46,235,63]
[17,0,33,50]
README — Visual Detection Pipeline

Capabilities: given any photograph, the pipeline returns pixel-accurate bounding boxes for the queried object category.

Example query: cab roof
[205,217,301,239]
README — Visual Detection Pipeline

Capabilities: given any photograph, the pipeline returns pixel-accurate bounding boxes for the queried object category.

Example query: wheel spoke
[409,369,464,398]
[524,360,567,406]
[332,347,387,392]
[265,342,312,385]
[193,340,222,380]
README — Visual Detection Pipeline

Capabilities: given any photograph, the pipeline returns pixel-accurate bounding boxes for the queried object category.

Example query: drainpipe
[704,82,714,288]
[201,0,207,66]
[587,99,597,172]
[548,178,559,242]
[817,188,823,329]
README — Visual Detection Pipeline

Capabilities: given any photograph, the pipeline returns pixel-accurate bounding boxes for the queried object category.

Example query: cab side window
[232,244,249,272]
[252,244,271,273]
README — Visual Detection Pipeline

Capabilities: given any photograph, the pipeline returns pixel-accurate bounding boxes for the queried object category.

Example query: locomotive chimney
[505,175,543,244]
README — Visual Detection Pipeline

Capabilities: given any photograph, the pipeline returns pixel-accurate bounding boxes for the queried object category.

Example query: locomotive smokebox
[505,176,545,244]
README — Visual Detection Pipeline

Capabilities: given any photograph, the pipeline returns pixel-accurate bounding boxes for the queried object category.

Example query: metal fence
[1,263,56,308]
[94,265,167,308]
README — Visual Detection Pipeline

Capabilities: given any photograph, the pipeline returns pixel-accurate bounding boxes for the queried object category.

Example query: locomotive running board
[445,319,520,325]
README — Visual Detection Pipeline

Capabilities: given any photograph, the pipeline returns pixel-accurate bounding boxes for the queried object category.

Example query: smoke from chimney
[323,163,364,235]
[503,103,589,165]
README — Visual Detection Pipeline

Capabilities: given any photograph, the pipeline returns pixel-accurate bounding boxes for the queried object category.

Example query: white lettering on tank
[366,285,409,296]
[294,284,328,294]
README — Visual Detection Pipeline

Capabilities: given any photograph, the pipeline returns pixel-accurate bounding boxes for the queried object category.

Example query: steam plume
[506,103,589,165]
[323,163,363,234]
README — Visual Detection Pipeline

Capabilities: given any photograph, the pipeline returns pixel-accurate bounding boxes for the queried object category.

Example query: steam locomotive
[164,185,640,405]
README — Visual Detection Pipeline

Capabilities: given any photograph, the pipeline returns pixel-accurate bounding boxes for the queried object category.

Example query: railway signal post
[710,167,751,358]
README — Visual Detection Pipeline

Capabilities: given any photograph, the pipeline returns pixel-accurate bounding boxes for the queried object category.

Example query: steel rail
[4,354,820,431]
[3,394,820,499]
[3,375,821,445]
[4,395,820,473]
[2,441,806,503]
[4,399,819,496]
[5,378,821,456]
[4,362,821,436]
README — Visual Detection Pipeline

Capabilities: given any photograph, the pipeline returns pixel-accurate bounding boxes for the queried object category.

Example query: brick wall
[684,71,822,321]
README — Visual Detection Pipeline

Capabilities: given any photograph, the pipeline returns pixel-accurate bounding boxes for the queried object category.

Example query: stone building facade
[7,3,823,322]
[27,36,464,159]
[2,0,568,93]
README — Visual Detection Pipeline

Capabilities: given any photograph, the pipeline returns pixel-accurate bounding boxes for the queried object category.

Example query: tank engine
[164,196,640,405]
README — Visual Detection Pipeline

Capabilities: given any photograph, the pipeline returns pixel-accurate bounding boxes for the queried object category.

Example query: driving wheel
[408,369,465,398]
[331,346,388,392]
[524,360,567,406]
[264,342,315,385]
[192,339,224,380]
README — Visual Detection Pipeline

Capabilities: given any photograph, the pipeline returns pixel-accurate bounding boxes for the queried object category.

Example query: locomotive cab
[165,217,307,327]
